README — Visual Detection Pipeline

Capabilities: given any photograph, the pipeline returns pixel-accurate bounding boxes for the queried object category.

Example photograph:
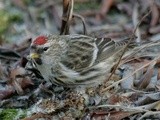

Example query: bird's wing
[95,37,135,64]
[60,35,135,71]
[60,35,98,71]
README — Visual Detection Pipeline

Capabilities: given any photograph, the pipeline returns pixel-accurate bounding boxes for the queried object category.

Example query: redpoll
[29,34,134,87]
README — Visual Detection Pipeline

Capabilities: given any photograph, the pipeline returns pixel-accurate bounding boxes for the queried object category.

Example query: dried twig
[89,104,148,112]
[60,0,74,35]
[122,40,160,64]
[138,111,160,120]
[73,13,87,35]
[60,0,87,35]
[132,3,141,43]
[89,99,160,115]
[102,55,159,92]
[103,10,152,87]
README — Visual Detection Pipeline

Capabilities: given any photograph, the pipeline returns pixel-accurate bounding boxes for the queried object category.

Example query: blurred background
[0,0,160,43]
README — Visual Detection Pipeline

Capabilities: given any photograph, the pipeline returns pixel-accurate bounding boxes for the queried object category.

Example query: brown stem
[60,0,74,35]
[103,10,152,87]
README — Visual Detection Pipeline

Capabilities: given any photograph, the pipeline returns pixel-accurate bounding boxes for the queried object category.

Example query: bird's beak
[30,53,40,59]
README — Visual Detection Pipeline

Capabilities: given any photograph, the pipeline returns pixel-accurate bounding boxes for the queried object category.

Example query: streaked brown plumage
[29,34,134,87]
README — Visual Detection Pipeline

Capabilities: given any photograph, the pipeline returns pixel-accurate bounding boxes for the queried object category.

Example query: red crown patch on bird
[33,36,47,45]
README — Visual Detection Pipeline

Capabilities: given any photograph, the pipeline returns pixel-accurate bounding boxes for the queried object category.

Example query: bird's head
[30,35,67,65]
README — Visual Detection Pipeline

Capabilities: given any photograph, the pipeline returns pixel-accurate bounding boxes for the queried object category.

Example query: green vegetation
[0,9,22,35]
[0,109,26,120]
[0,10,10,35]
[74,1,100,11]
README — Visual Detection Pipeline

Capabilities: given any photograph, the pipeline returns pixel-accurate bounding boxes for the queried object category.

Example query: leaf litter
[0,0,160,119]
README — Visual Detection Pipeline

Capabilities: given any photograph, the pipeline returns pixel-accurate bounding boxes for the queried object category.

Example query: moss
[9,12,23,23]
[0,10,10,35]
[0,9,22,33]
[74,1,100,12]
[0,109,18,120]
[0,109,26,120]
[0,8,23,43]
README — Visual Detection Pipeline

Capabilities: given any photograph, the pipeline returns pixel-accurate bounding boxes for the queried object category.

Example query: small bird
[29,34,134,87]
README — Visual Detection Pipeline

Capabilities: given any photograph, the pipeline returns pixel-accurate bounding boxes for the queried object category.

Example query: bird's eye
[31,45,36,49]
[43,47,49,51]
